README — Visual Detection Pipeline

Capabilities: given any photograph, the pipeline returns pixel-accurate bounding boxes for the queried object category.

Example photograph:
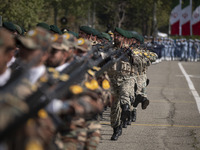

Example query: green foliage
[0,0,45,29]
[0,0,174,35]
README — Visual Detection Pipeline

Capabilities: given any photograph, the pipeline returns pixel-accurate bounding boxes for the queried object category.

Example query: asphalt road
[98,61,200,150]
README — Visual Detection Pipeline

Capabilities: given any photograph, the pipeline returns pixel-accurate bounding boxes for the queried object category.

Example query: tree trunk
[88,6,91,26]
[92,3,96,28]
[152,0,157,37]
[118,2,126,28]
[54,6,58,26]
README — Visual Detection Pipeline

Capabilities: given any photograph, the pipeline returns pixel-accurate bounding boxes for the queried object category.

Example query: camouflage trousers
[85,120,101,150]
[129,75,137,111]
[7,115,56,150]
[110,74,135,128]
[136,73,147,98]
[57,118,86,150]
[57,119,101,150]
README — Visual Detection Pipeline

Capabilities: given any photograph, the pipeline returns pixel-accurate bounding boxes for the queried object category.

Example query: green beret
[36,22,50,31]
[14,24,22,35]
[50,25,62,35]
[131,32,140,41]
[68,31,79,38]
[101,32,111,41]
[91,28,101,36]
[125,31,133,39]
[97,33,103,39]
[79,26,92,35]
[135,34,143,43]
[114,27,126,37]
[3,22,16,32]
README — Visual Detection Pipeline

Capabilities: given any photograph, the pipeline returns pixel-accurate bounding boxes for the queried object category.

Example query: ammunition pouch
[112,61,131,75]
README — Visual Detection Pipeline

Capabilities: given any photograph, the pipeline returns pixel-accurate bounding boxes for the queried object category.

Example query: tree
[0,0,46,29]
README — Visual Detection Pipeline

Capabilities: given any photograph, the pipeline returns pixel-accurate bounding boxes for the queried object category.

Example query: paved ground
[98,61,200,150]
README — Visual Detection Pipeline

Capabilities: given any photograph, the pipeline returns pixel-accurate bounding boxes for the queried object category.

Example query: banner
[180,0,192,35]
[170,0,181,35]
[192,2,200,35]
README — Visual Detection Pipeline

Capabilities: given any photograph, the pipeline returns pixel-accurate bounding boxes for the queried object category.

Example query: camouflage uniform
[57,80,103,150]
[108,47,134,130]
[5,27,58,150]
[83,73,103,150]
[55,37,103,150]
[136,53,148,98]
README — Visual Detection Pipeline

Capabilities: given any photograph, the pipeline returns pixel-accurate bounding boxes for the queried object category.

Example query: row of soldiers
[145,37,200,63]
[0,21,157,149]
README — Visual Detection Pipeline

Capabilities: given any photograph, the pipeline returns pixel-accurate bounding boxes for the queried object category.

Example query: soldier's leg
[60,129,86,150]
[127,76,137,125]
[58,118,86,150]
[134,74,149,109]
[140,74,149,110]
[85,121,101,150]
[110,78,122,141]
[131,75,140,122]
[118,77,132,128]
[134,75,143,107]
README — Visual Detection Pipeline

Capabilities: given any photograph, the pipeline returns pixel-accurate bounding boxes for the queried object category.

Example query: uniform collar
[55,63,70,72]
[29,65,46,84]
[0,68,11,87]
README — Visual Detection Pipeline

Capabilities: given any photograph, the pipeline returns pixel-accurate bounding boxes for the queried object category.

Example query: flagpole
[179,0,182,36]
[190,0,193,36]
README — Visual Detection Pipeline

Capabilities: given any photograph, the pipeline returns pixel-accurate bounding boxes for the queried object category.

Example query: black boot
[127,111,132,125]
[118,123,122,136]
[141,97,149,110]
[132,109,137,122]
[111,126,121,141]
[122,119,128,128]
[121,104,129,128]
[133,94,143,107]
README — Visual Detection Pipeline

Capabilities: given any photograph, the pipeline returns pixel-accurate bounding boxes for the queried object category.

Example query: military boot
[121,104,129,128]
[133,94,143,107]
[111,126,121,141]
[132,109,137,122]
[141,97,149,109]
[127,111,132,125]
[118,123,122,136]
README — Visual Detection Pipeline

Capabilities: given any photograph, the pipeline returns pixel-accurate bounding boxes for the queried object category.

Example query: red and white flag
[180,0,192,35]
[192,5,200,35]
[170,0,182,35]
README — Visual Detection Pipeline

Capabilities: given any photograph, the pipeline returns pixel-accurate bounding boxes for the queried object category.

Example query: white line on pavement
[176,75,200,79]
[178,62,200,113]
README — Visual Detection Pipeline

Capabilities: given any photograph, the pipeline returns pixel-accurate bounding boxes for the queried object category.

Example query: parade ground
[98,61,200,150]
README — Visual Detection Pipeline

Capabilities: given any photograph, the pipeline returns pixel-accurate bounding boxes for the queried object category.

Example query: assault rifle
[0,43,133,140]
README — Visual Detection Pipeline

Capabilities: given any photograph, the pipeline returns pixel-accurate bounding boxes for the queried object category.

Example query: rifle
[95,47,134,77]
[60,42,114,74]
[0,44,132,140]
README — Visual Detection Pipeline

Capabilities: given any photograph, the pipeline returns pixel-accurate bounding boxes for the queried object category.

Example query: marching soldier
[107,27,135,140]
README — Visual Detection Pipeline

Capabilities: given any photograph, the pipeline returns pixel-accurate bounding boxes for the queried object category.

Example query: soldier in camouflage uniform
[5,27,59,150]
[107,27,137,140]
[46,35,104,150]
[76,38,103,150]
[131,35,157,122]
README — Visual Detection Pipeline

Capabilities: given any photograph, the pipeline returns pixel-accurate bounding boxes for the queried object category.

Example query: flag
[180,0,192,35]
[192,1,200,35]
[170,0,181,35]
